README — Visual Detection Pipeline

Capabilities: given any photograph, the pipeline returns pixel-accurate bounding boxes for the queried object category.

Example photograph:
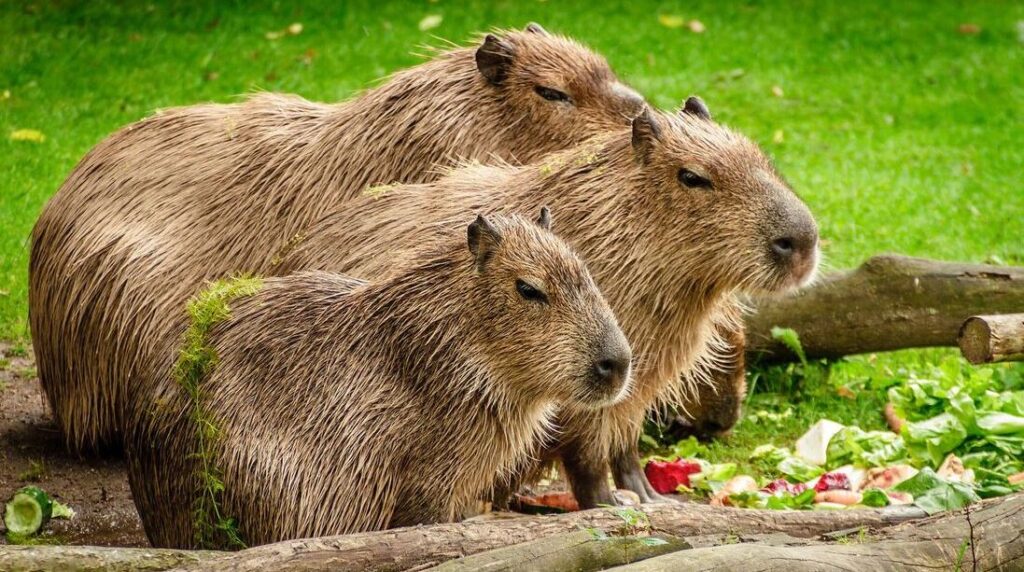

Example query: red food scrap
[644,459,703,494]
[762,478,808,495]
[814,471,851,492]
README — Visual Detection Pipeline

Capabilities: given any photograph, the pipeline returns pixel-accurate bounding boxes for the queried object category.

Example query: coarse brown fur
[127,213,632,547]
[29,25,646,453]
[273,104,819,507]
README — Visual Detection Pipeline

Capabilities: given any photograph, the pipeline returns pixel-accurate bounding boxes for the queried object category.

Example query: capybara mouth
[757,241,820,294]
[576,370,633,409]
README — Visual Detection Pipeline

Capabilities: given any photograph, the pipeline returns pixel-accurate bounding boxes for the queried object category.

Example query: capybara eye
[515,279,548,303]
[677,168,712,189]
[534,86,571,103]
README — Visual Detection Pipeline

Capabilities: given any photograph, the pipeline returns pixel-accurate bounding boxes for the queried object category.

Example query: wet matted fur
[128,213,632,547]
[29,25,645,453]
[274,103,820,507]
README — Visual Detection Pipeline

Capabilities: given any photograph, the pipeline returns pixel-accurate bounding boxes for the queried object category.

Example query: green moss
[17,459,47,483]
[173,275,262,550]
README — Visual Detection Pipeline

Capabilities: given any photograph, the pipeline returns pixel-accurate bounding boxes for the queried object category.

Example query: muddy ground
[0,343,147,547]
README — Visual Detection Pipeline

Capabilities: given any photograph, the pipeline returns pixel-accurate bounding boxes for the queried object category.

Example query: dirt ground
[0,343,147,547]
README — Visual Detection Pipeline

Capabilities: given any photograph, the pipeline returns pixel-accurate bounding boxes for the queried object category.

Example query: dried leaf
[10,129,45,143]
[288,22,303,35]
[957,23,981,35]
[687,20,706,33]
[418,14,442,31]
[658,14,686,28]
[265,30,283,40]
[771,85,784,98]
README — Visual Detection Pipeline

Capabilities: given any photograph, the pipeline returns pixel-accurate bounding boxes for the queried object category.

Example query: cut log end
[958,314,1024,364]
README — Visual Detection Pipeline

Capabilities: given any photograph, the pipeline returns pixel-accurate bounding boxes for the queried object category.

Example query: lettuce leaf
[892,468,980,515]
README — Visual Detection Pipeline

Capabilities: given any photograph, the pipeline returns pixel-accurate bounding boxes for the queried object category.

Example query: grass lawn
[1,1,1022,467]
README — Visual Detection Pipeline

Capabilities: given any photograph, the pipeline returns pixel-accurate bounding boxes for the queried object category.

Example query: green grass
[1,2,1022,469]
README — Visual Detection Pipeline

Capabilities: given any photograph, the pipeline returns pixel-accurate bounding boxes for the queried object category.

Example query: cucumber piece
[4,486,53,535]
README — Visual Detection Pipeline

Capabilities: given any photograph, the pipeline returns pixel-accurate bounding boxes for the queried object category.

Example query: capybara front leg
[561,444,616,509]
[612,447,673,504]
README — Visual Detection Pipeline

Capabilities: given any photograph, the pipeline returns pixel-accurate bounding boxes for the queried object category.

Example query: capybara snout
[585,323,632,407]
[765,195,819,289]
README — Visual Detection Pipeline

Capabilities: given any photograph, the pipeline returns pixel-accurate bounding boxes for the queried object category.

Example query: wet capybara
[29,24,646,453]
[127,211,632,547]
[273,101,819,507]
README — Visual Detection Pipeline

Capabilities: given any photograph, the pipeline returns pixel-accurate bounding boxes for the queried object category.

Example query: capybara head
[628,99,819,294]
[464,208,632,408]
[475,24,645,149]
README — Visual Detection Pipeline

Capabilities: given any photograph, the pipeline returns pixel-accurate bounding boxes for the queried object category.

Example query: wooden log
[746,255,1024,362]
[610,493,1024,572]
[0,544,219,572]
[425,530,688,571]
[173,503,926,572]
[958,314,1024,364]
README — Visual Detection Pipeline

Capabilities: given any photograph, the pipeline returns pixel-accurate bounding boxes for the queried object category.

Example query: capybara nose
[770,231,815,262]
[593,347,631,393]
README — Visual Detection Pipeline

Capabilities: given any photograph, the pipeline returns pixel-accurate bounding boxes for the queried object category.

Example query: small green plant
[613,507,651,536]
[18,460,47,483]
[770,326,807,366]
[954,537,970,571]
[173,275,262,550]
[7,345,28,358]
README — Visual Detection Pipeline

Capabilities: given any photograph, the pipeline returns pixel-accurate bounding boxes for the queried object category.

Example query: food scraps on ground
[4,486,75,537]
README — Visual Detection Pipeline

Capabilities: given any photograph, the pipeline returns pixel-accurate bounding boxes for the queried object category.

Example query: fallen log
[0,503,926,571]
[959,313,1024,364]
[610,493,1024,572]
[426,530,688,571]
[746,255,1024,362]
[0,544,218,572]
[172,503,925,572]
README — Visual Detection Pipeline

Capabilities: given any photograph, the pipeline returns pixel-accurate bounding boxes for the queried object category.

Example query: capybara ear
[476,34,516,85]
[536,206,552,231]
[467,214,503,271]
[525,22,550,36]
[681,96,712,121]
[631,107,662,164]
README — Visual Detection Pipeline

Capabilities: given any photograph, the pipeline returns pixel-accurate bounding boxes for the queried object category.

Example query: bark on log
[746,255,1024,362]
[173,503,926,572]
[959,313,1024,364]
[0,545,218,572]
[609,493,1024,572]
[425,530,688,571]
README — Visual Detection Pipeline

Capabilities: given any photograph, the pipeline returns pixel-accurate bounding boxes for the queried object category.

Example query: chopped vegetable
[826,426,906,469]
[859,488,890,508]
[892,468,980,515]
[5,487,52,536]
[761,479,807,495]
[710,475,758,506]
[814,471,851,492]
[814,490,862,505]
[795,419,845,465]
[644,459,702,494]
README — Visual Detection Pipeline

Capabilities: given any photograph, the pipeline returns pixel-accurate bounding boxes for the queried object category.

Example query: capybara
[273,101,819,507]
[30,24,646,452]
[127,211,632,548]
[660,319,748,441]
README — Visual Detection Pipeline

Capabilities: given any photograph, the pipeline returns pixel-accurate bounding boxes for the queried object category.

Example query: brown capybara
[660,320,748,441]
[29,24,647,453]
[127,211,632,548]
[272,100,819,507]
